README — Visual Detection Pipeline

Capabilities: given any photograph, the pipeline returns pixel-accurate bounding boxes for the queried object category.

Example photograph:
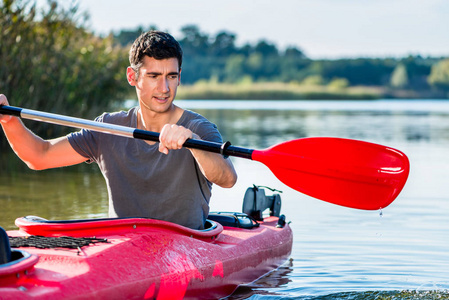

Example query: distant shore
[176,82,447,100]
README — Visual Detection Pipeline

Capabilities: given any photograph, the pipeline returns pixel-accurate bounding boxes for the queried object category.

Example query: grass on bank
[176,80,383,100]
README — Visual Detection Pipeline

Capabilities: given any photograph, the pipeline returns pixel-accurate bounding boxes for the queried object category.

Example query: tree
[179,25,209,56]
[0,0,129,141]
[390,63,409,88]
[224,55,246,83]
[284,46,306,59]
[210,31,236,57]
[328,78,349,90]
[113,25,158,46]
[428,59,449,90]
[254,40,278,57]
[316,59,395,86]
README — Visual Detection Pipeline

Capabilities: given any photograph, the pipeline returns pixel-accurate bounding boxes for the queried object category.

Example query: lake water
[1,99,449,299]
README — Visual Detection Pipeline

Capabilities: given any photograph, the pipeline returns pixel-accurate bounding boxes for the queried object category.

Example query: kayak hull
[1,215,292,299]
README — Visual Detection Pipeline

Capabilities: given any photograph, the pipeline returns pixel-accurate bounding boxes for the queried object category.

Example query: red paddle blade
[252,137,410,210]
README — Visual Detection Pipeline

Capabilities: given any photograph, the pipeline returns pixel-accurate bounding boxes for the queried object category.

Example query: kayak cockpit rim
[15,216,224,241]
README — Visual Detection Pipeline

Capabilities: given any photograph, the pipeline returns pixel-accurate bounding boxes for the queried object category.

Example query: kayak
[1,215,292,299]
[0,188,293,300]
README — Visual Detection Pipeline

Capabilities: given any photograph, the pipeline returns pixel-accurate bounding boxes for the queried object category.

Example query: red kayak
[0,187,292,300]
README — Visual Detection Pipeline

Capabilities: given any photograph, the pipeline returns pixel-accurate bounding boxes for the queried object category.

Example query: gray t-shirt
[67,107,223,229]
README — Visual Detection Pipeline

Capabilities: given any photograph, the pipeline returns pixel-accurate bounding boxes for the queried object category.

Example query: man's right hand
[0,94,13,124]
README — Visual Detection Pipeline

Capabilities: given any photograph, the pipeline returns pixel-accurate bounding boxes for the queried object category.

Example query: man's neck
[138,104,184,133]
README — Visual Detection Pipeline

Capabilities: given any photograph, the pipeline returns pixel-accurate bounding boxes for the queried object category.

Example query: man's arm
[189,148,237,188]
[159,124,237,188]
[1,95,87,170]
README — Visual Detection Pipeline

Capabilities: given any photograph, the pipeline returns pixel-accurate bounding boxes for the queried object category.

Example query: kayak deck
[2,215,292,299]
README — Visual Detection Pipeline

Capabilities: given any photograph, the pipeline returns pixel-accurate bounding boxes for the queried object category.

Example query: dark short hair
[129,30,183,76]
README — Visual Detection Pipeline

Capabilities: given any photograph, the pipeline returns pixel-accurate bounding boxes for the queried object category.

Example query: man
[0,31,237,229]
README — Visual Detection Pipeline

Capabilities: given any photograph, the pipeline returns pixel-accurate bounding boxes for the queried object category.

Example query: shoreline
[175,82,448,101]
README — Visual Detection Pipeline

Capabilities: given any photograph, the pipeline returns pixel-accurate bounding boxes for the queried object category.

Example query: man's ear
[126,67,136,86]
[178,68,182,86]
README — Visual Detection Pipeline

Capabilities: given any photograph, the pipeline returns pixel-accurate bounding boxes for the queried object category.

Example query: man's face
[128,56,181,114]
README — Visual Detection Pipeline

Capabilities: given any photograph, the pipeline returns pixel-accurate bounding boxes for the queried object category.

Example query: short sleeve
[66,114,105,163]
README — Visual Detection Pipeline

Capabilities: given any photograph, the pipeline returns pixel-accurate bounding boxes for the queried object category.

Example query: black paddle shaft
[133,129,252,159]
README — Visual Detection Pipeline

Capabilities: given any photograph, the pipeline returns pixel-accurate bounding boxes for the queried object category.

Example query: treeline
[115,25,448,97]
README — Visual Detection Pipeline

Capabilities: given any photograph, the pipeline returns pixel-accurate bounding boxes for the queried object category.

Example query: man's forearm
[189,149,237,188]
[1,116,50,169]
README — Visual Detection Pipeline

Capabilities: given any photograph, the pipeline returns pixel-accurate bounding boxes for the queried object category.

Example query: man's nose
[158,77,170,93]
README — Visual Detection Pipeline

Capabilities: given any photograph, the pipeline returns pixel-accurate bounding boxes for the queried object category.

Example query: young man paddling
[0,30,237,229]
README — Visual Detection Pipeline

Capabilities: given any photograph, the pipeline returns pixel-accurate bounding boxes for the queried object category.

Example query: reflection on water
[199,109,449,149]
[1,100,449,299]
[0,160,108,230]
[228,258,294,299]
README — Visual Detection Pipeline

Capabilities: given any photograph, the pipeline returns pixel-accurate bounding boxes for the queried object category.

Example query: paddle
[0,105,410,210]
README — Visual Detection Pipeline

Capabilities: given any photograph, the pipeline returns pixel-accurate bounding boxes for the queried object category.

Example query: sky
[77,0,449,59]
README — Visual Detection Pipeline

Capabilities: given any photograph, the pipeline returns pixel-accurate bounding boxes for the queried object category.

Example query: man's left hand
[159,124,196,155]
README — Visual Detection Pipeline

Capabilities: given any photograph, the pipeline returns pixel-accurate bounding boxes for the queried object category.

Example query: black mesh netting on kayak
[8,236,109,249]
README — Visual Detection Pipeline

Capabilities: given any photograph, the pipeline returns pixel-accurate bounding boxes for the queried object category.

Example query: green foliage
[428,58,449,90]
[224,55,246,83]
[113,25,157,46]
[390,63,409,88]
[312,58,396,86]
[302,75,325,86]
[328,78,349,90]
[0,0,130,139]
